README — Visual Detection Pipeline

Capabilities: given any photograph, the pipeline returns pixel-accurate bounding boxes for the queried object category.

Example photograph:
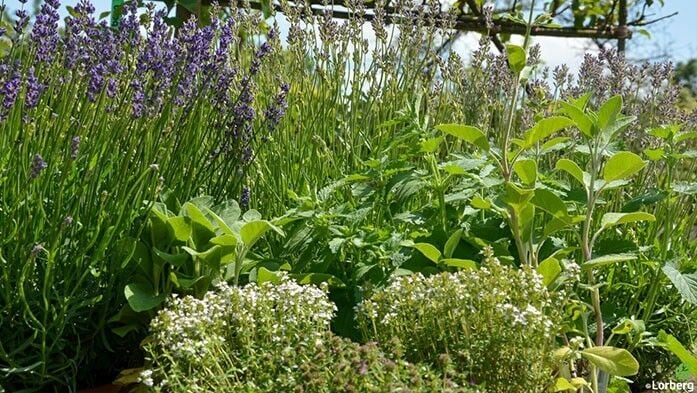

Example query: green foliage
[111,196,283,337]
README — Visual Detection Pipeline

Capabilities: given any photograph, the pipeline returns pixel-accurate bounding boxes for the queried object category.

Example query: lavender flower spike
[31,154,48,178]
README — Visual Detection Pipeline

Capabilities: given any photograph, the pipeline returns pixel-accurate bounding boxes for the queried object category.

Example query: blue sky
[9,0,696,69]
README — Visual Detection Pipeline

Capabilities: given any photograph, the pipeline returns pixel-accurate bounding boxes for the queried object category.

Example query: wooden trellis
[112,0,677,53]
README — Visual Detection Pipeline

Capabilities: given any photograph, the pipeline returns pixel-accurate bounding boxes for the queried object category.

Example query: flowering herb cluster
[356,248,564,393]
[141,275,480,392]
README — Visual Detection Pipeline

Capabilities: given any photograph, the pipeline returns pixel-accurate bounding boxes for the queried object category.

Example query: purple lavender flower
[25,68,45,109]
[14,9,29,35]
[250,42,273,75]
[31,154,48,178]
[70,136,80,160]
[87,63,106,101]
[1,70,21,110]
[240,186,250,210]
[264,82,289,131]
[118,0,141,48]
[131,79,145,118]
[31,0,61,63]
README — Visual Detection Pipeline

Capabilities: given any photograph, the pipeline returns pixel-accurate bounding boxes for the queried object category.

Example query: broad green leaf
[470,195,491,210]
[612,318,645,335]
[290,273,345,287]
[555,159,587,188]
[603,152,645,181]
[537,257,561,286]
[643,148,664,161]
[257,267,281,284]
[523,116,575,149]
[328,237,345,254]
[621,190,666,212]
[412,243,441,263]
[662,263,697,305]
[657,330,697,376]
[211,199,241,225]
[240,220,284,247]
[648,125,675,140]
[168,216,191,242]
[581,346,639,376]
[420,137,443,153]
[441,258,477,269]
[124,283,167,312]
[543,216,578,237]
[169,272,204,289]
[583,254,637,270]
[181,245,222,270]
[541,136,571,152]
[603,115,636,138]
[600,212,655,229]
[597,95,623,131]
[242,209,262,222]
[531,188,568,218]
[502,182,534,210]
[152,248,189,266]
[436,124,490,151]
[554,378,576,392]
[512,159,537,185]
[444,229,463,259]
[183,202,216,248]
[506,44,526,74]
[559,102,593,137]
[210,234,239,246]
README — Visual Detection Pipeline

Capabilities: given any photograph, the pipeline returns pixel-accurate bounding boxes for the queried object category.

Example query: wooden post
[618,0,628,53]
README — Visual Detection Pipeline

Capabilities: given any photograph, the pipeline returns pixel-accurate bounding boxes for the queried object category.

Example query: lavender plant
[0,1,286,390]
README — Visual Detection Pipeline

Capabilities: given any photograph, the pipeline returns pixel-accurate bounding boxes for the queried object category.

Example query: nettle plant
[435,40,663,390]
